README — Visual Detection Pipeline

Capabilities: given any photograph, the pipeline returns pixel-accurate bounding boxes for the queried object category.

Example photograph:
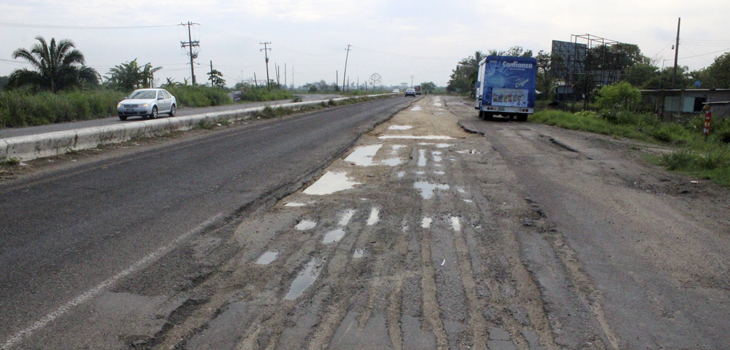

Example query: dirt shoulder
[449,95,730,349]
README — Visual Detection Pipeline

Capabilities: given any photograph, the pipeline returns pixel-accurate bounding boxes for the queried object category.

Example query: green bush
[596,81,642,111]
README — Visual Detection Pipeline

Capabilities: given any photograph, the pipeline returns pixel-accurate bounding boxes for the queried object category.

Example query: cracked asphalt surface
[2,95,730,349]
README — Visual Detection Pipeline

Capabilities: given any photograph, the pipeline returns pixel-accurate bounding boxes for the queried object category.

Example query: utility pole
[284,63,287,87]
[342,44,351,91]
[254,72,258,88]
[336,70,338,90]
[180,21,200,85]
[209,60,213,86]
[672,17,681,89]
[411,75,414,87]
[260,42,271,89]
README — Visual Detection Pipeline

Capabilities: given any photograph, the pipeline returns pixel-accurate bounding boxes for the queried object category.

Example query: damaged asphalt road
[3,95,730,349]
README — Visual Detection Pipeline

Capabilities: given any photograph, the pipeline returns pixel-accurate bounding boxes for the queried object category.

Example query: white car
[117,88,177,121]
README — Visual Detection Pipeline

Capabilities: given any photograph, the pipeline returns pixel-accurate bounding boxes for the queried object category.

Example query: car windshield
[129,90,157,99]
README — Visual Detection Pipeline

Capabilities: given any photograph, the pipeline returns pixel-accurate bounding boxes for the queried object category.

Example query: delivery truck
[475,55,537,122]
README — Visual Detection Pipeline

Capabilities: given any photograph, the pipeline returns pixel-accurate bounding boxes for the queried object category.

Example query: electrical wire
[0,21,178,29]
[680,47,730,60]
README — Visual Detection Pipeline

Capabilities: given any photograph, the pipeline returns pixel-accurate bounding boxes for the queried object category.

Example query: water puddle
[397,171,406,178]
[451,217,461,232]
[457,187,466,193]
[382,157,402,166]
[463,199,473,203]
[434,171,445,175]
[432,151,442,162]
[414,181,450,199]
[389,125,413,130]
[344,144,383,166]
[378,135,455,140]
[285,202,307,207]
[295,220,317,231]
[303,172,361,195]
[353,249,365,258]
[391,145,406,153]
[339,209,356,226]
[416,171,425,175]
[284,258,324,300]
[421,217,433,228]
[436,143,452,148]
[323,228,346,244]
[255,251,279,265]
[367,207,380,226]
[418,149,427,167]
[433,103,442,107]
[456,150,479,154]
[411,106,422,111]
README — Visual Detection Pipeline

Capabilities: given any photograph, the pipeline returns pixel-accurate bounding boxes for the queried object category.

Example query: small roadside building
[641,89,730,122]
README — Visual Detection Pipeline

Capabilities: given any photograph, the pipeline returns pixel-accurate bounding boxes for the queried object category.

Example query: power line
[342,44,351,91]
[180,21,200,85]
[0,22,178,29]
[260,42,272,89]
[680,47,730,60]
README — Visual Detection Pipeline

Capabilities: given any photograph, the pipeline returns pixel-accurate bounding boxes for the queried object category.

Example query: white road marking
[1,213,225,350]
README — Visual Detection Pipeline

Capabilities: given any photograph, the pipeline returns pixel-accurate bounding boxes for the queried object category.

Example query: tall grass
[0,90,125,128]
[0,85,236,128]
[235,87,294,102]
[162,85,232,107]
[531,108,730,186]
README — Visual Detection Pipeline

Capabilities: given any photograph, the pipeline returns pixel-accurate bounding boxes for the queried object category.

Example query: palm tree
[106,59,162,91]
[8,36,99,92]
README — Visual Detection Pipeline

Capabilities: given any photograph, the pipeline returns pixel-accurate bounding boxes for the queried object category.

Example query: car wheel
[119,115,127,121]
[149,106,158,119]
[169,104,176,117]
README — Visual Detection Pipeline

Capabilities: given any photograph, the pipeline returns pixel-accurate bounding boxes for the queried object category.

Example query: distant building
[640,89,730,122]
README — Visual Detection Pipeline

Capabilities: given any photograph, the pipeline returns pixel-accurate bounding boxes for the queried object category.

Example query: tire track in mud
[142,96,568,350]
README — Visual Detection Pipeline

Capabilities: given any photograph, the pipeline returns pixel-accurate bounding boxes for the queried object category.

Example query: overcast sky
[2,0,729,88]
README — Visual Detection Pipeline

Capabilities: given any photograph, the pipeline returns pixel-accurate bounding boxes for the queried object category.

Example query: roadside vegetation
[532,82,730,186]
[449,42,730,185]
[1,36,240,128]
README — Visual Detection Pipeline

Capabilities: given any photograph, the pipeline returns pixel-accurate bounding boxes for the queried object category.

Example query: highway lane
[0,93,343,139]
[0,96,411,347]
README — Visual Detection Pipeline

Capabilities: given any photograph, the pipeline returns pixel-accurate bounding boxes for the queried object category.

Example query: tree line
[0,36,227,93]
[447,44,730,100]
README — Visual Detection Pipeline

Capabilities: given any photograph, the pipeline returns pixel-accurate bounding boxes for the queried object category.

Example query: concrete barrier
[0,96,384,161]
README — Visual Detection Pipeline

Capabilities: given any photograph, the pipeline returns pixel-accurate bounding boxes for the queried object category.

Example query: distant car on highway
[117,88,177,121]
[405,88,416,97]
